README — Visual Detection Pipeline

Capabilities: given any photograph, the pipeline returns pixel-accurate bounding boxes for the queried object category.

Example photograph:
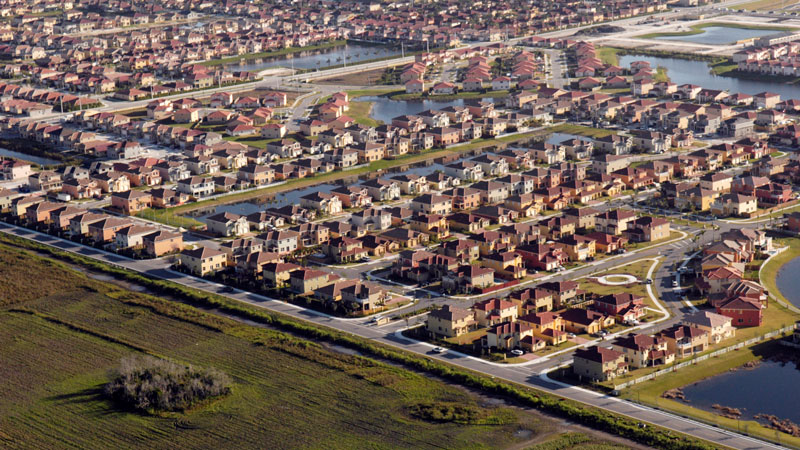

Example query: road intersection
[0,203,784,449]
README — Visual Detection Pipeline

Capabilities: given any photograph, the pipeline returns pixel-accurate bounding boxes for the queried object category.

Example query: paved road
[0,220,784,450]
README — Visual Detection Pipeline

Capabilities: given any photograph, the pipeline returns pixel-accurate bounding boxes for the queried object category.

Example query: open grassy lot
[548,123,616,139]
[527,432,633,450]
[0,243,571,449]
[596,47,621,66]
[349,100,381,127]
[314,68,388,86]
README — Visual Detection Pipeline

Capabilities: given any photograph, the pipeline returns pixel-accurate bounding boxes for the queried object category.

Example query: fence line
[613,325,795,391]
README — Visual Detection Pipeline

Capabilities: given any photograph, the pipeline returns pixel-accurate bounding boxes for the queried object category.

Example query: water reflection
[230,44,401,72]
[618,54,800,100]
[681,359,800,424]
[359,96,497,124]
[652,26,778,45]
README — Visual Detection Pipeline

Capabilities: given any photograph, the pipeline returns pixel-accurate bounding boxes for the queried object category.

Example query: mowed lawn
[0,244,553,449]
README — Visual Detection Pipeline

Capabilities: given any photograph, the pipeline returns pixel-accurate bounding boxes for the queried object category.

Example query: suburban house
[610,333,675,369]
[572,346,628,381]
[179,246,228,276]
[426,305,476,338]
[656,325,709,358]
[206,212,250,237]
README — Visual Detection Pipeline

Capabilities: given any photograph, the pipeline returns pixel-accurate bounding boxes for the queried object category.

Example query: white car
[510,349,524,356]
[432,346,445,353]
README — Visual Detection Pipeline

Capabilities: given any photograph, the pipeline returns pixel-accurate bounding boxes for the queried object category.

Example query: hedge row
[0,233,717,450]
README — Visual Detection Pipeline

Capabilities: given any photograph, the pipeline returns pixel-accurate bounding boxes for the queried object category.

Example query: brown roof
[574,346,624,363]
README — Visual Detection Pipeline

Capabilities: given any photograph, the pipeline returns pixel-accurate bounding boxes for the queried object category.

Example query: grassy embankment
[0,243,561,449]
[548,123,616,139]
[0,232,727,450]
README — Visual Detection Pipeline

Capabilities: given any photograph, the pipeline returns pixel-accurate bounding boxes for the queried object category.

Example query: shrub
[104,356,231,413]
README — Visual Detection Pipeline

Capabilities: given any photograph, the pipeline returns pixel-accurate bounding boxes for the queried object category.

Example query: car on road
[510,349,524,357]
[368,315,383,324]
[644,278,653,284]
[432,346,445,353]
[220,285,235,293]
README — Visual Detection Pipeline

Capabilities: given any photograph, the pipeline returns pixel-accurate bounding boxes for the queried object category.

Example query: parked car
[510,349,524,357]
[567,333,576,339]
[672,279,679,287]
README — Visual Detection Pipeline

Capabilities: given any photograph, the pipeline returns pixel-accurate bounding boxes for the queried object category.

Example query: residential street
[0,215,783,450]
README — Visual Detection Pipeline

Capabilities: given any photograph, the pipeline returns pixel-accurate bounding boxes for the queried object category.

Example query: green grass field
[349,100,381,127]
[596,47,621,66]
[0,243,595,449]
[548,123,616,139]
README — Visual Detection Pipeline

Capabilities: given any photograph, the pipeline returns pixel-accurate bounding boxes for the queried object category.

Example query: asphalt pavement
[0,217,784,450]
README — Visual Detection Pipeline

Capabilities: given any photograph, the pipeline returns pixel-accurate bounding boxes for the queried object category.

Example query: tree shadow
[44,385,134,417]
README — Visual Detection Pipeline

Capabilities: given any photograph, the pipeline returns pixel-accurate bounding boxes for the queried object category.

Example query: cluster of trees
[104,356,231,413]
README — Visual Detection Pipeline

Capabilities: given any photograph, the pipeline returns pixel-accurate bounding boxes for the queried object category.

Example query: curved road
[0,219,785,450]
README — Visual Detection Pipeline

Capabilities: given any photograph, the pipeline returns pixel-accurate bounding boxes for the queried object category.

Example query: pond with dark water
[358,96,497,124]
[228,44,401,72]
[651,26,779,45]
[618,54,800,100]
[681,359,800,425]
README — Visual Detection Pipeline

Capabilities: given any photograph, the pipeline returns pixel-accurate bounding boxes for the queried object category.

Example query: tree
[104,356,230,413]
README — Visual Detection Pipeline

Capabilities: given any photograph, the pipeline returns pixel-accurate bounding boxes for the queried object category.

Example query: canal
[618,54,800,100]
[651,26,779,45]
[228,43,401,72]
[358,96,498,124]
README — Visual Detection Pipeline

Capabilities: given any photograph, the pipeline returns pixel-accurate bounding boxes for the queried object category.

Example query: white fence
[613,325,796,391]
